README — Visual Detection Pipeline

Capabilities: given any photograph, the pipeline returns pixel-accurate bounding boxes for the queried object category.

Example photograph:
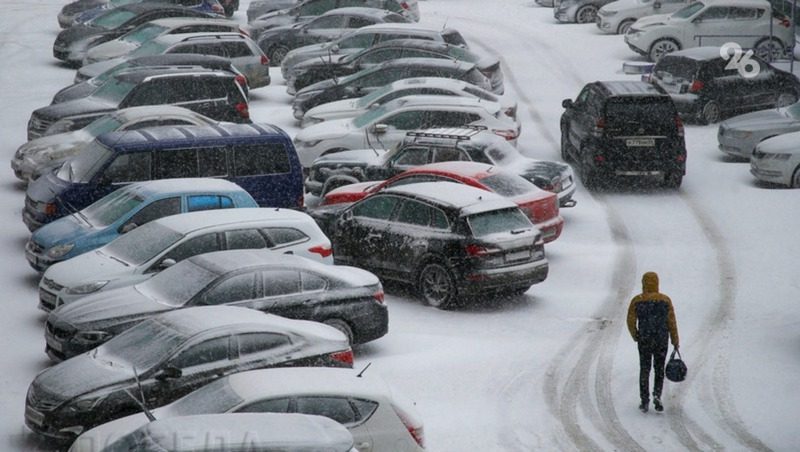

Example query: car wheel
[323,319,354,345]
[776,93,797,108]
[792,166,800,188]
[664,172,683,189]
[418,262,457,309]
[648,38,680,62]
[575,5,599,23]
[700,100,721,124]
[617,19,635,35]
[754,37,785,61]
[561,127,574,162]
[268,45,291,66]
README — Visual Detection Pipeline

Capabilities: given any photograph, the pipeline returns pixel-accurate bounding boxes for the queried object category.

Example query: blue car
[25,178,256,272]
[72,0,225,27]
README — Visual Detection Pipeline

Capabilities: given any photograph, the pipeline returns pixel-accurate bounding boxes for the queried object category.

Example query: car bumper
[348,303,389,344]
[596,16,617,33]
[717,133,756,159]
[22,208,48,232]
[25,407,78,443]
[25,246,58,273]
[536,216,565,243]
[11,158,34,182]
[458,259,549,294]
[749,158,791,185]
[625,36,648,56]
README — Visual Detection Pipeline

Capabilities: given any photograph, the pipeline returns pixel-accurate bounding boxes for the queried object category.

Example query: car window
[351,195,400,220]
[202,78,230,100]
[697,6,729,20]
[465,147,493,164]
[442,30,467,46]
[125,197,181,228]
[392,147,430,166]
[432,146,470,162]
[395,199,432,226]
[382,110,428,129]
[575,85,591,104]
[199,148,228,177]
[237,333,291,355]
[103,152,152,183]
[351,398,379,422]
[223,42,254,58]
[307,14,347,29]
[299,0,337,15]
[237,397,291,413]
[162,233,221,263]
[225,229,269,250]
[347,16,374,28]
[480,173,534,197]
[359,48,404,64]
[125,79,175,105]
[295,397,357,425]
[157,149,198,179]
[338,33,374,49]
[232,144,291,176]
[728,7,757,19]
[431,111,481,128]
[301,272,327,291]
[467,208,532,237]
[198,272,258,305]
[169,336,230,369]
[262,270,302,297]
[263,228,309,246]
[187,195,235,212]
[378,33,433,43]
[431,208,449,230]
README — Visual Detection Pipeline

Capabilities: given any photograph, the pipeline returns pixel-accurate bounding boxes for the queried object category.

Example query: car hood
[313,148,384,166]
[80,57,126,79]
[296,78,337,96]
[32,214,94,249]
[722,109,799,132]
[52,285,169,327]
[296,118,353,141]
[32,353,134,403]
[758,131,800,154]
[56,24,103,45]
[44,248,133,288]
[601,0,640,13]
[323,181,376,202]
[304,98,361,118]
[292,53,348,71]
[87,39,137,61]
[26,168,71,204]
[35,96,118,122]
[633,12,673,27]
[18,130,88,157]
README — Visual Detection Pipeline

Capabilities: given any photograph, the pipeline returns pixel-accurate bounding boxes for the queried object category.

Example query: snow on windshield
[98,318,188,371]
[104,221,183,266]
[137,259,220,307]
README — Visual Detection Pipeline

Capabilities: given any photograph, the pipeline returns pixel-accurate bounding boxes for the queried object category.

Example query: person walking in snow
[627,271,679,413]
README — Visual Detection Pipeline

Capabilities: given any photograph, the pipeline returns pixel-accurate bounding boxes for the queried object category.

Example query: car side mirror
[119,223,137,234]
[158,258,177,270]
[653,1,661,8]
[562,99,574,109]
[155,366,182,381]
[371,124,388,134]
[692,17,702,24]
[331,44,340,53]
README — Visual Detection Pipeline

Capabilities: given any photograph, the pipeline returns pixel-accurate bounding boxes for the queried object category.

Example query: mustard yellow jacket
[627,272,679,346]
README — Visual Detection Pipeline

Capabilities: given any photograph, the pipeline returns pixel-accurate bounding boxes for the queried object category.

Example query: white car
[597,0,691,35]
[301,77,517,128]
[750,131,800,187]
[11,106,217,182]
[624,0,795,61]
[72,367,425,452]
[293,95,521,168]
[84,17,248,64]
[39,208,333,309]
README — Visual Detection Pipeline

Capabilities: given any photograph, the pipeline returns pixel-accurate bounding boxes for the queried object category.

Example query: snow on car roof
[321,6,401,17]
[665,46,729,61]
[123,178,246,196]
[383,181,515,213]
[154,207,316,235]
[407,161,497,178]
[226,367,391,401]
[111,105,211,122]
[153,31,248,45]
[139,413,353,451]
[146,17,239,28]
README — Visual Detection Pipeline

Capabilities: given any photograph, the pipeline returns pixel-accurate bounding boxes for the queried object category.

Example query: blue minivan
[25,178,257,272]
[23,123,303,231]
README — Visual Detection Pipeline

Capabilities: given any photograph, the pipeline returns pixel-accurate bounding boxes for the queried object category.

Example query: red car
[322,161,564,243]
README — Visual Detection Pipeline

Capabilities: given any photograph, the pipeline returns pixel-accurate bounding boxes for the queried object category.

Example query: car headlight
[66,280,109,295]
[47,243,75,259]
[73,330,112,344]
[303,116,324,126]
[68,393,108,412]
[600,9,617,16]
[728,129,753,139]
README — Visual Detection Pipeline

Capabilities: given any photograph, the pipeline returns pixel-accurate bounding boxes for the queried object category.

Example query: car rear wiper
[511,228,530,235]
[106,253,130,267]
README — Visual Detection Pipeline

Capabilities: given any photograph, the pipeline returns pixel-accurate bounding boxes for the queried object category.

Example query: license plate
[506,250,531,262]
[40,289,56,305]
[25,406,44,427]
[26,252,37,266]
[626,138,655,147]
[46,333,62,352]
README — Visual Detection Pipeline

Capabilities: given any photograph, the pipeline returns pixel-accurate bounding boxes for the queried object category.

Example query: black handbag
[665,348,687,382]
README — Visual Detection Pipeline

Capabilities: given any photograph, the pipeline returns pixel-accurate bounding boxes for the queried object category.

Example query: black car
[560,80,686,188]
[292,57,493,118]
[649,47,800,124]
[256,7,408,65]
[289,38,503,94]
[26,306,353,444]
[309,181,549,308]
[27,67,248,140]
[247,0,303,21]
[53,3,216,66]
[45,250,388,357]
[55,54,248,104]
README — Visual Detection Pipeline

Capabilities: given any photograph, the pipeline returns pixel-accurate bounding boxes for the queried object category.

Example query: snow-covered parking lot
[1,0,799,450]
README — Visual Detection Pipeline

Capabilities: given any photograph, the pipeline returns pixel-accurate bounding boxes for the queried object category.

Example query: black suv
[309,181,549,308]
[560,81,686,188]
[649,47,800,124]
[28,67,249,140]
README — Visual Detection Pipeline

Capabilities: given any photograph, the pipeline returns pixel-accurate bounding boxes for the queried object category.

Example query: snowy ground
[2,1,799,451]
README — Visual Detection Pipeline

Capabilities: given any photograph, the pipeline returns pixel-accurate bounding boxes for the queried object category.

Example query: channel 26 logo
[720,43,760,78]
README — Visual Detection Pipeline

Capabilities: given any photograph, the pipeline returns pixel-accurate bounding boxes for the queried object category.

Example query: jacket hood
[642,271,659,293]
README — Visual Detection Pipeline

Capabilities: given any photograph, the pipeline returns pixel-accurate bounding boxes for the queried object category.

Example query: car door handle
[366,232,382,240]
[283,250,294,255]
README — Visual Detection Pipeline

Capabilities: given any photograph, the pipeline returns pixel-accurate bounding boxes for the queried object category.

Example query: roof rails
[405,125,488,140]
[180,34,246,42]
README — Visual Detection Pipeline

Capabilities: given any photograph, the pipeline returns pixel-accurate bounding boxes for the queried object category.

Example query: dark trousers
[638,340,668,402]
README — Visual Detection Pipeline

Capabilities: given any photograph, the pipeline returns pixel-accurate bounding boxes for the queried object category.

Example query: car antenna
[47,186,91,225]
[133,365,156,422]
[442,18,448,31]
[356,362,372,378]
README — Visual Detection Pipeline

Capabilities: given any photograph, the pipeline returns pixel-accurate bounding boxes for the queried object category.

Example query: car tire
[617,19,635,35]
[776,92,797,108]
[268,45,291,66]
[418,262,457,309]
[323,318,354,345]
[754,37,785,61]
[792,166,800,188]
[664,172,683,189]
[648,38,680,62]
[561,127,574,162]
[699,100,721,124]
[575,5,599,23]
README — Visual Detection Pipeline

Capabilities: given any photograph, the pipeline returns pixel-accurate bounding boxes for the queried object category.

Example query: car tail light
[594,155,606,163]
[44,203,57,216]
[234,74,247,87]
[330,349,354,366]
[504,106,517,120]
[465,244,500,256]
[308,244,333,258]
[238,27,250,37]
[211,3,224,14]
[297,192,304,208]
[372,288,384,304]
[593,117,606,135]
[779,17,791,27]
[675,115,684,137]
[400,1,410,10]
[492,128,517,141]
[235,102,249,119]
[260,55,269,65]
[676,153,686,162]
[688,80,704,93]
[392,404,425,448]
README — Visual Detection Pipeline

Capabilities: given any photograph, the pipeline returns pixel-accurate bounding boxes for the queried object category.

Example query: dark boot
[654,396,663,412]
[639,400,649,413]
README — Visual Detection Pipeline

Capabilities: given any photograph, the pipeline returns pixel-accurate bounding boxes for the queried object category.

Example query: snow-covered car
[301,77,516,128]
[288,38,503,95]
[84,17,247,64]
[749,131,800,187]
[624,0,795,61]
[718,102,800,159]
[72,368,423,452]
[293,95,520,167]
[39,208,334,311]
[597,0,691,34]
[310,182,549,308]
[45,250,386,358]
[12,106,218,182]
[322,161,565,243]
[553,0,616,23]
[75,413,358,452]
[26,306,353,443]
[305,128,577,207]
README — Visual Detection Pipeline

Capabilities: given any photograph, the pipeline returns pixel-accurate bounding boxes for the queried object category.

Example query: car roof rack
[405,125,487,140]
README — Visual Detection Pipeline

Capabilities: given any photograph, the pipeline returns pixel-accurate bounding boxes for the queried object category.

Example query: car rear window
[604,97,676,131]
[466,207,532,237]
[442,30,467,47]
[653,57,698,82]
[479,173,534,197]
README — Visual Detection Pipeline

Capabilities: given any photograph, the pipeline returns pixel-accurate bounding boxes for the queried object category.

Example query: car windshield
[122,23,169,44]
[447,46,477,62]
[467,207,532,237]
[57,140,113,183]
[671,1,704,18]
[103,221,184,266]
[136,260,220,306]
[480,172,534,197]
[129,39,170,58]
[93,76,136,103]
[783,102,800,118]
[169,378,244,415]
[96,318,189,371]
[83,115,124,138]
[82,189,144,227]
[89,10,136,30]
[92,61,134,86]
[353,104,389,128]
[355,83,394,108]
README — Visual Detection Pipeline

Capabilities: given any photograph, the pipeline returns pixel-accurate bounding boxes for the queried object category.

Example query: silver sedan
[717,102,800,160]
